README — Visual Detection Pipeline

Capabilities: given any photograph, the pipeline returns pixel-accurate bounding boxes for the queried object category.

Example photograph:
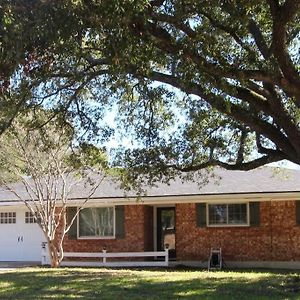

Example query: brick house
[1,167,300,268]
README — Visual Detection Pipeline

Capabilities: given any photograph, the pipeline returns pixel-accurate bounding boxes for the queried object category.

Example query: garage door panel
[21,224,45,261]
[0,208,46,262]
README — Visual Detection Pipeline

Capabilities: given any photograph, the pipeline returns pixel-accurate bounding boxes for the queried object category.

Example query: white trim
[1,191,300,207]
[207,224,249,228]
[153,204,176,252]
[61,261,169,267]
[206,202,249,227]
[77,206,116,240]
[77,236,115,240]
[153,206,157,252]
[65,251,167,257]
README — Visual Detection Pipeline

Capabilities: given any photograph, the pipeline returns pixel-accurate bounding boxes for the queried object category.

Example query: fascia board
[0,192,299,208]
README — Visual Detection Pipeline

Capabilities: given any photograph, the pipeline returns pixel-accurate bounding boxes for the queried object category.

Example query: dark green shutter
[296,201,300,226]
[67,207,78,240]
[249,202,260,227]
[115,205,125,239]
[196,203,207,227]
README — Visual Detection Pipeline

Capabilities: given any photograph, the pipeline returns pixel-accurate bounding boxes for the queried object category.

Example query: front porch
[43,205,177,267]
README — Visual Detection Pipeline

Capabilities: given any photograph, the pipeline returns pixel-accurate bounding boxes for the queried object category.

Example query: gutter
[1,191,300,207]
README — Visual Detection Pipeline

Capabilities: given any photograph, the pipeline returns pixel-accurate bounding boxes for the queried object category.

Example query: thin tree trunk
[48,240,60,268]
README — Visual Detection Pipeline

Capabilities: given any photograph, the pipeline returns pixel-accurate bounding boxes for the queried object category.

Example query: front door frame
[153,205,176,258]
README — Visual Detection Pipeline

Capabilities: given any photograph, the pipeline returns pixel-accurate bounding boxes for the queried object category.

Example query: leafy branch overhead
[1,0,300,177]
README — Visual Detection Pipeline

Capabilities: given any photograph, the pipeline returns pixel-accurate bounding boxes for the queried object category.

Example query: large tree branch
[233,85,300,156]
[147,4,300,109]
[262,82,300,154]
[199,10,257,57]
[268,0,300,98]
[151,13,197,39]
[129,18,279,86]
[144,71,299,163]
[236,129,247,164]
[248,19,270,59]
[167,151,286,172]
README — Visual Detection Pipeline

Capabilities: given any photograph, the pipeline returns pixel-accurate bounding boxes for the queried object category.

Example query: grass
[0,267,300,299]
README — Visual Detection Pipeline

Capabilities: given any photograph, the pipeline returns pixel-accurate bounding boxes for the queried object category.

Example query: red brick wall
[176,201,300,261]
[63,205,153,253]
[63,201,300,262]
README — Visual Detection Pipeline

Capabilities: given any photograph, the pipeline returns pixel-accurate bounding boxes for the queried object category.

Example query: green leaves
[0,0,300,185]
[0,110,109,185]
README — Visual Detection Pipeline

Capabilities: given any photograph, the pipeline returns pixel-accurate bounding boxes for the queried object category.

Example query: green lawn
[0,267,299,299]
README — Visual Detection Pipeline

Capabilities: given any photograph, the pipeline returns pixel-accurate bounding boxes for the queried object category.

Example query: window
[0,212,16,224]
[208,203,248,226]
[25,212,38,224]
[78,207,114,238]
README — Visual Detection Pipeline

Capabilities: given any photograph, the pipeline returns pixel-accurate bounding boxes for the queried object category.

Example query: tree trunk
[48,239,63,268]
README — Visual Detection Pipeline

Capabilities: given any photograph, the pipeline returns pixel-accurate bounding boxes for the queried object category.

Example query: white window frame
[206,202,250,227]
[77,206,116,239]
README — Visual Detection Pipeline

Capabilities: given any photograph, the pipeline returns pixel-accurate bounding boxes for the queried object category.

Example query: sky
[270,160,300,170]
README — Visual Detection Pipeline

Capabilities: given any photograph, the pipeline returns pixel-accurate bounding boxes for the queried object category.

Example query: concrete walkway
[0,261,40,270]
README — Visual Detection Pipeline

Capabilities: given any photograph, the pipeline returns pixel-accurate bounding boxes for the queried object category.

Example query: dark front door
[157,207,176,259]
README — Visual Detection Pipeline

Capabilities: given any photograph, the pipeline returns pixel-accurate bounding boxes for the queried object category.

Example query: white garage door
[0,207,46,262]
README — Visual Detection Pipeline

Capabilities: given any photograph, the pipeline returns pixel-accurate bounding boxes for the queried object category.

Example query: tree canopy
[1,0,300,180]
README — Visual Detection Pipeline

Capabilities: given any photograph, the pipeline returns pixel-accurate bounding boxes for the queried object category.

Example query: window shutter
[115,206,125,239]
[296,201,300,226]
[249,202,260,227]
[196,203,206,227]
[67,207,77,240]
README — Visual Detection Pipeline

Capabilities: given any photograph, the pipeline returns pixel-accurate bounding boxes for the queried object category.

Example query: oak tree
[1,1,300,180]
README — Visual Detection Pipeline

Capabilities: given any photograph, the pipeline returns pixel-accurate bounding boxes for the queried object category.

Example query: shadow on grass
[0,268,299,300]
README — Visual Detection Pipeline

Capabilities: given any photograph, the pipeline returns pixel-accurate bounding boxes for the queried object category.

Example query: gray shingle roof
[0,167,300,203]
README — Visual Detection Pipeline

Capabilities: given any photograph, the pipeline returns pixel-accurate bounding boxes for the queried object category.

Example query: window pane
[79,207,114,237]
[0,211,16,224]
[161,210,175,230]
[228,204,247,224]
[25,212,38,224]
[208,205,227,225]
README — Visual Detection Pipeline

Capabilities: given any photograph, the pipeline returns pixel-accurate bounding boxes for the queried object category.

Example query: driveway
[0,261,40,270]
